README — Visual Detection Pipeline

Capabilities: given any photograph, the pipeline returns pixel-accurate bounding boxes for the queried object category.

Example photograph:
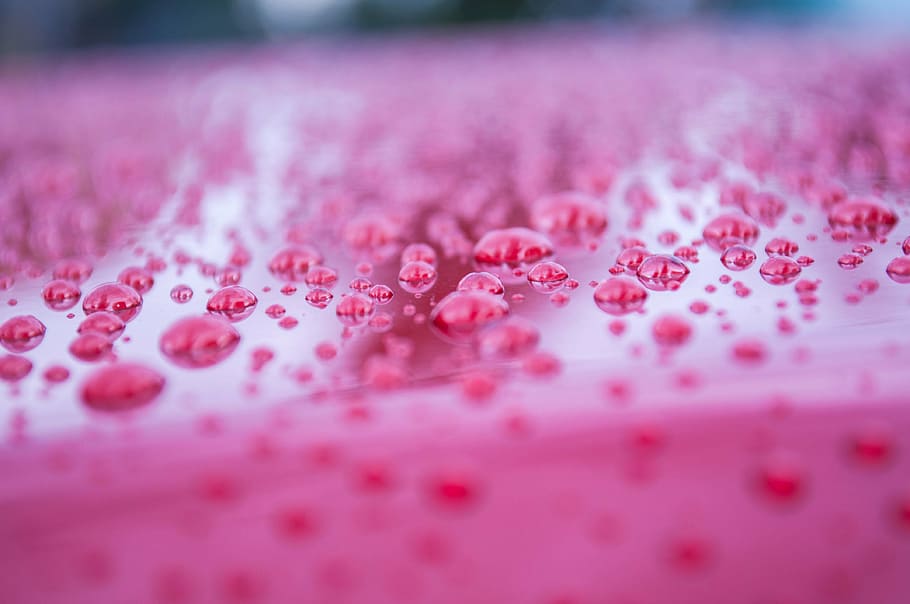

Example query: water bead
[81,363,165,412]
[702,213,760,251]
[759,257,802,285]
[720,245,756,271]
[429,291,509,343]
[398,260,438,294]
[160,316,241,368]
[593,278,648,315]
[206,286,258,321]
[83,283,143,322]
[457,272,505,296]
[0,315,46,353]
[527,261,569,294]
[41,279,81,311]
[636,255,690,291]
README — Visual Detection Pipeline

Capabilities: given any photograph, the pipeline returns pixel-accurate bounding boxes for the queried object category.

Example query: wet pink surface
[1,25,910,604]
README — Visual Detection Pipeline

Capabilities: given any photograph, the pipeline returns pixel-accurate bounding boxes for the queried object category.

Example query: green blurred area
[0,0,858,54]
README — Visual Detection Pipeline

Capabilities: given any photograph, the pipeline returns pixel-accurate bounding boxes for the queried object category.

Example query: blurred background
[1,0,908,56]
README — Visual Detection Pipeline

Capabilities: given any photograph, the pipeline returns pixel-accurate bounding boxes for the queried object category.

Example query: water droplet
[0,315,46,353]
[476,317,540,359]
[41,279,81,311]
[636,255,690,291]
[473,227,553,278]
[732,339,767,364]
[52,259,93,284]
[206,286,258,322]
[837,254,864,270]
[430,291,509,343]
[81,363,164,412]
[756,453,805,503]
[43,364,70,383]
[0,355,32,382]
[764,237,799,257]
[530,191,607,246]
[401,243,437,266]
[160,316,241,368]
[759,257,802,285]
[457,272,504,296]
[652,315,692,347]
[83,283,143,322]
[398,260,438,294]
[702,213,760,251]
[886,257,910,283]
[527,261,568,294]
[117,266,155,294]
[720,245,757,271]
[827,198,897,241]
[593,278,648,315]
[69,333,113,362]
[170,284,193,304]
[268,246,323,282]
[335,294,374,326]
[78,311,125,340]
[305,288,333,309]
[368,284,394,304]
[616,247,650,272]
[304,266,338,289]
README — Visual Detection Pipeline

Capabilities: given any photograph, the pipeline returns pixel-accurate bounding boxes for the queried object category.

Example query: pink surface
[1,25,910,604]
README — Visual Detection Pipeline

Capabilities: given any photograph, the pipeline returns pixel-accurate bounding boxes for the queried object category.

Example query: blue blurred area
[0,0,906,54]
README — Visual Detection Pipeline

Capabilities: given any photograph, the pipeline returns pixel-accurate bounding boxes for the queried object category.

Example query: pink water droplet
[214,266,242,287]
[473,227,553,277]
[527,261,568,294]
[170,284,193,304]
[702,213,760,251]
[476,317,540,359]
[83,283,143,322]
[530,191,607,246]
[368,284,394,304]
[721,245,757,271]
[0,355,32,382]
[159,315,241,368]
[206,286,258,322]
[117,266,155,294]
[426,469,478,509]
[902,236,910,255]
[849,423,894,466]
[636,255,690,291]
[41,279,81,311]
[81,363,164,412]
[759,257,802,285]
[349,277,372,292]
[764,238,799,257]
[593,278,648,315]
[756,453,805,503]
[837,254,864,270]
[401,243,437,266]
[652,314,692,347]
[335,294,374,326]
[267,246,323,282]
[78,311,125,340]
[398,260,438,294]
[742,192,786,226]
[304,266,338,289]
[827,198,897,241]
[430,291,509,343]
[52,259,93,284]
[69,333,114,362]
[886,257,910,283]
[264,304,285,319]
[673,245,699,262]
[43,364,70,383]
[0,315,46,353]
[305,288,333,309]
[457,272,504,296]
[732,339,767,364]
[616,247,650,272]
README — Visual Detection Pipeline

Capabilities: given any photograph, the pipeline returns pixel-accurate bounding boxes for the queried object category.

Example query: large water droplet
[160,316,241,368]
[81,363,165,412]
[430,291,509,343]
[83,283,143,322]
[0,315,46,353]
